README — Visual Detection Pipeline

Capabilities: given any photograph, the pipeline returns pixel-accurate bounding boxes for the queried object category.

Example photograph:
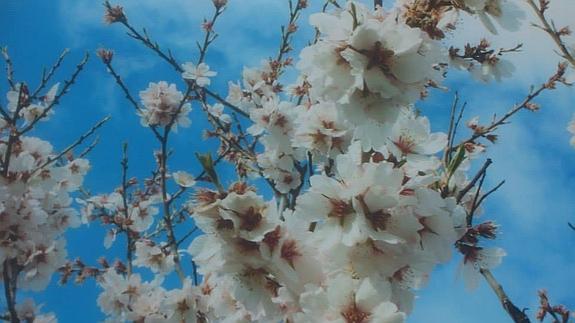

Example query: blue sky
[1,0,574,322]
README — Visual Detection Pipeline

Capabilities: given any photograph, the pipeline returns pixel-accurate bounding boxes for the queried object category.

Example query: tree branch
[481,268,531,323]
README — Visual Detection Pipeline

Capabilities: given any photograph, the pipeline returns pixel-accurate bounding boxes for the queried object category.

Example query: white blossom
[182,62,217,87]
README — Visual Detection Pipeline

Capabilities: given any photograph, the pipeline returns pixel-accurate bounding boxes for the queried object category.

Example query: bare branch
[31,116,111,175]
[457,158,492,203]
[19,53,90,135]
[30,49,70,100]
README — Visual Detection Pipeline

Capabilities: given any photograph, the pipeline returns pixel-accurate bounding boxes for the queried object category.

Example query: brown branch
[197,6,224,65]
[19,53,90,135]
[78,136,101,159]
[31,116,111,175]
[444,93,460,167]
[30,49,70,100]
[119,143,133,276]
[450,64,567,153]
[526,0,575,67]
[457,158,492,203]
[99,55,163,141]
[3,260,20,323]
[156,87,194,282]
[473,180,506,215]
[109,11,249,118]
[276,0,306,66]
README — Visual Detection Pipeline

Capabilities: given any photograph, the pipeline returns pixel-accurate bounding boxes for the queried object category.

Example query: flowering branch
[452,63,568,151]
[19,53,90,135]
[103,1,248,118]
[29,49,70,100]
[536,289,572,322]
[1,47,16,90]
[197,4,225,65]
[31,115,111,175]
[3,259,20,323]
[119,143,134,276]
[525,0,575,67]
[97,50,163,141]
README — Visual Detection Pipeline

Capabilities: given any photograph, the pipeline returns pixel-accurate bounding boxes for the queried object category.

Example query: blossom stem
[197,6,224,65]
[3,260,20,323]
[120,143,133,276]
[2,85,25,177]
[480,268,530,323]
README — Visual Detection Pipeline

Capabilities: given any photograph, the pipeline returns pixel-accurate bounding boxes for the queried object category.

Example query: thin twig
[19,54,90,135]
[30,49,70,100]
[197,6,224,65]
[3,260,20,323]
[111,14,248,117]
[525,0,575,67]
[78,136,101,159]
[1,47,16,90]
[120,143,133,276]
[31,116,111,175]
[467,171,487,226]
[474,180,506,215]
[100,57,163,141]
[444,93,460,166]
[175,226,198,247]
[2,85,25,177]
[451,69,564,152]
[457,158,492,203]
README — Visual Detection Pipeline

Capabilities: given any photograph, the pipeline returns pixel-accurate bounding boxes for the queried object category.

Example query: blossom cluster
[0,134,89,288]
[138,81,192,129]
[0,118,90,320]
[90,0,525,322]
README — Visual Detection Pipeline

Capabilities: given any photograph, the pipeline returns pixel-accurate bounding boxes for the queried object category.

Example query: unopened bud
[212,0,228,9]
[96,48,114,64]
[104,3,126,24]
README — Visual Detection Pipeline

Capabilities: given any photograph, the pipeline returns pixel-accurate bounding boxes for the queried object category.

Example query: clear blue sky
[1,0,574,322]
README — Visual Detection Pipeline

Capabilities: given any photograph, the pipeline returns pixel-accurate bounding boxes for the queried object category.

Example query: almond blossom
[182,62,217,87]
[138,81,191,129]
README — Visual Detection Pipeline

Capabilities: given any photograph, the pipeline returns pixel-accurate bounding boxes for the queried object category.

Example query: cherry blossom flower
[173,171,196,187]
[133,240,175,274]
[458,246,506,290]
[182,62,217,87]
[138,81,191,129]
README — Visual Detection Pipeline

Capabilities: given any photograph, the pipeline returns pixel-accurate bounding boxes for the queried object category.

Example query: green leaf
[195,152,223,192]
[448,145,466,175]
